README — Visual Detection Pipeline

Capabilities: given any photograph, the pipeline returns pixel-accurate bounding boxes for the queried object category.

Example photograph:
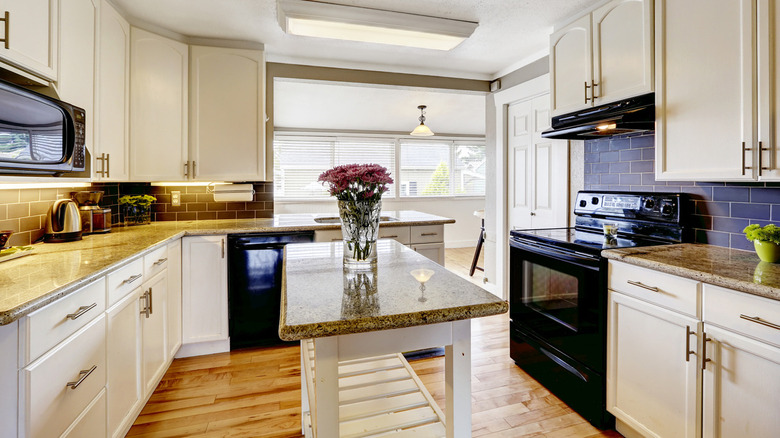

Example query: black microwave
[0,79,86,175]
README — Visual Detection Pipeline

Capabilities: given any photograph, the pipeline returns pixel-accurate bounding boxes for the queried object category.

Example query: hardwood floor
[128,247,621,437]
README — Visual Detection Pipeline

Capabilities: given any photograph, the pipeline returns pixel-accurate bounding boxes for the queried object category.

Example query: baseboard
[175,339,230,358]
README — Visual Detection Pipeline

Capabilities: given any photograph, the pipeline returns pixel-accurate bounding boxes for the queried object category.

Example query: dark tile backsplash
[584,133,780,251]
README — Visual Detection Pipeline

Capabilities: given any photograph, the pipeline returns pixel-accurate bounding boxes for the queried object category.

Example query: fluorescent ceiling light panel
[278,0,478,51]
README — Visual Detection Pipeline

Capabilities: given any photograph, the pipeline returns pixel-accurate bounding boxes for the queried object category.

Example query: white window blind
[399,140,485,197]
[274,135,396,199]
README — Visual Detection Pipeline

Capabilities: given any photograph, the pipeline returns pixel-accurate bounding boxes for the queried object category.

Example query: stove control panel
[574,191,682,222]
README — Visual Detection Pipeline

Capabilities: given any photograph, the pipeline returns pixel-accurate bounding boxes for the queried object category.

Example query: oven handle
[511,239,600,267]
[539,346,588,382]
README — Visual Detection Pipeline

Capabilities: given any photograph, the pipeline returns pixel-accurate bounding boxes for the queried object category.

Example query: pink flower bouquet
[318,163,393,202]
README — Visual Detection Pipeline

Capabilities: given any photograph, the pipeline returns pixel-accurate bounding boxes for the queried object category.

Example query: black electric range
[508,190,690,429]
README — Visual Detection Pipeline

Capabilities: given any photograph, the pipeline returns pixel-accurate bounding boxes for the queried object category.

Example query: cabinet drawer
[23,278,106,365]
[62,390,106,438]
[106,258,144,306]
[144,244,169,278]
[703,284,780,348]
[608,261,700,317]
[22,315,107,438]
[411,225,444,244]
[315,229,343,242]
[378,226,411,244]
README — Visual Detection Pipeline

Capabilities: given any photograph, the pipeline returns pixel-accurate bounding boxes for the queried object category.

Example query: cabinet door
[702,325,780,438]
[130,27,188,181]
[181,236,228,346]
[95,0,130,181]
[58,0,97,156]
[167,239,182,358]
[608,291,699,438]
[411,242,445,266]
[140,270,168,395]
[106,288,141,438]
[655,0,756,181]
[758,0,780,180]
[592,0,653,104]
[550,14,592,116]
[0,0,57,80]
[189,46,265,181]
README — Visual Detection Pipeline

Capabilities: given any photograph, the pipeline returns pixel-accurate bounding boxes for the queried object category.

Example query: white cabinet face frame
[655,0,758,181]
[106,288,142,438]
[0,0,58,81]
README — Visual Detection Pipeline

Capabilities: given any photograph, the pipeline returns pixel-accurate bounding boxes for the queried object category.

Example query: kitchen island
[280,240,507,437]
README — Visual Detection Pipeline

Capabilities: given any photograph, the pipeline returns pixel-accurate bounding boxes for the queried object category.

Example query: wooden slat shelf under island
[280,240,508,438]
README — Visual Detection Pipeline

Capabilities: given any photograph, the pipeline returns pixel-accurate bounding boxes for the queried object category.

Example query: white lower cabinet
[167,238,183,359]
[140,270,168,395]
[61,390,106,438]
[106,288,142,438]
[315,225,447,265]
[410,242,445,265]
[609,261,780,438]
[180,235,228,357]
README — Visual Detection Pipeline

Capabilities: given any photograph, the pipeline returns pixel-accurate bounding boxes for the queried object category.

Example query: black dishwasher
[228,232,314,349]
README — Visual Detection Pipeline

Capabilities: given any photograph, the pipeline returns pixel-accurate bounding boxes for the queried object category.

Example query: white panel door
[95,0,130,181]
[189,46,265,181]
[181,235,228,345]
[508,99,534,230]
[550,14,592,116]
[167,239,182,358]
[758,0,780,180]
[593,0,653,104]
[140,271,168,396]
[702,324,780,438]
[608,292,699,438]
[655,0,756,181]
[130,27,188,181]
[0,0,57,80]
[106,289,141,438]
[57,0,97,155]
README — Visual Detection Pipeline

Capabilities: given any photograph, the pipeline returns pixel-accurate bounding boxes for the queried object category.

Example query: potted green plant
[119,194,156,225]
[743,224,780,263]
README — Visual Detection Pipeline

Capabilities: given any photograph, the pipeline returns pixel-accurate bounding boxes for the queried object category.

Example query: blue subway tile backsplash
[583,133,780,250]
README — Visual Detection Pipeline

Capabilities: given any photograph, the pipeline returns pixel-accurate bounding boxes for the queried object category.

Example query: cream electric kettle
[44,199,83,242]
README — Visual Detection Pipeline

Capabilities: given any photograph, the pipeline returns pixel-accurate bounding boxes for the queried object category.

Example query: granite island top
[0,211,454,325]
[279,240,507,340]
[602,243,780,301]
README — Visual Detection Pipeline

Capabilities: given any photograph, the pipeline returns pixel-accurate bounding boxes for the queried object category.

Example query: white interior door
[508,99,534,230]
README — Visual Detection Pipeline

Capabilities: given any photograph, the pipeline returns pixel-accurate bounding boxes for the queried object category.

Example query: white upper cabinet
[655,0,780,181]
[94,0,130,181]
[0,0,58,81]
[129,27,188,181]
[58,0,98,160]
[189,45,266,181]
[550,0,652,116]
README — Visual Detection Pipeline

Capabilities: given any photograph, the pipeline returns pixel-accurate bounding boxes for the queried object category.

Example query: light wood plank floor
[128,248,622,438]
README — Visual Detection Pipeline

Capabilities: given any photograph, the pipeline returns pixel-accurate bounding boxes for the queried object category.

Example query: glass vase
[338,199,381,268]
[122,204,151,225]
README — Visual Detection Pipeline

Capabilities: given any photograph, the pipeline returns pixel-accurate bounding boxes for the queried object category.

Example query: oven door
[508,241,605,372]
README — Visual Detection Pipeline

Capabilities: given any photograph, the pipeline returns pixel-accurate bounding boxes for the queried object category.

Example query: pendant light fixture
[410,105,434,136]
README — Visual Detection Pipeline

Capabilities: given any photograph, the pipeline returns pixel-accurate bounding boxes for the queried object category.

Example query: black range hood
[541,92,654,140]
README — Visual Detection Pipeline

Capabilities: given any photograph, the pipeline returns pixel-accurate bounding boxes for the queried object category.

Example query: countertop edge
[602,247,780,302]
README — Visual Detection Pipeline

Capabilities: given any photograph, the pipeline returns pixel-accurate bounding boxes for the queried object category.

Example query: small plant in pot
[743,223,780,263]
[120,195,156,225]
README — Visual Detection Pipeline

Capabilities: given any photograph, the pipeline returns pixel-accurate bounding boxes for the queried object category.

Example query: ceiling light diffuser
[410,105,434,136]
[278,0,478,51]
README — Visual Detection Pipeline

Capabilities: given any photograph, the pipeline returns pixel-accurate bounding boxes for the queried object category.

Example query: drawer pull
[739,314,780,331]
[66,365,97,389]
[626,280,660,292]
[420,232,438,237]
[122,273,143,285]
[685,326,696,362]
[383,235,399,238]
[153,257,168,266]
[65,303,97,320]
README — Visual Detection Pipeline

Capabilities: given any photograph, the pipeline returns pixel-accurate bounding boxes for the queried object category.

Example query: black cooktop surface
[510,227,676,256]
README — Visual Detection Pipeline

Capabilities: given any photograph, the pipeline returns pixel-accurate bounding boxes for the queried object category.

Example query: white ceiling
[110,0,601,80]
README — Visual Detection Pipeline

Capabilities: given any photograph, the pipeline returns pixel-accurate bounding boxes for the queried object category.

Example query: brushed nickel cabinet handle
[153,257,168,266]
[421,232,438,236]
[383,235,399,238]
[591,80,599,99]
[221,238,225,258]
[758,141,770,177]
[105,153,110,178]
[184,161,189,178]
[193,161,197,178]
[626,280,660,292]
[66,365,97,389]
[740,314,780,331]
[702,334,712,370]
[742,141,754,176]
[140,290,150,318]
[122,273,142,285]
[66,303,97,321]
[331,238,341,242]
[148,287,153,315]
[0,11,9,50]
[95,153,106,176]
[685,325,696,362]
[584,81,590,103]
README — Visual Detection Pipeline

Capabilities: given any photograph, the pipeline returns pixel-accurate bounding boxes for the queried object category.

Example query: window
[273,133,485,200]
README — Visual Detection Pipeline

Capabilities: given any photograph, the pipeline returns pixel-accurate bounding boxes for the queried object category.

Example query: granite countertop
[0,211,454,325]
[602,243,780,301]
[279,240,507,340]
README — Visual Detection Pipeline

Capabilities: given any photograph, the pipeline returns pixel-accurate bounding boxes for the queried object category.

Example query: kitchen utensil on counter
[44,199,83,242]
[0,230,13,248]
[73,191,112,234]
